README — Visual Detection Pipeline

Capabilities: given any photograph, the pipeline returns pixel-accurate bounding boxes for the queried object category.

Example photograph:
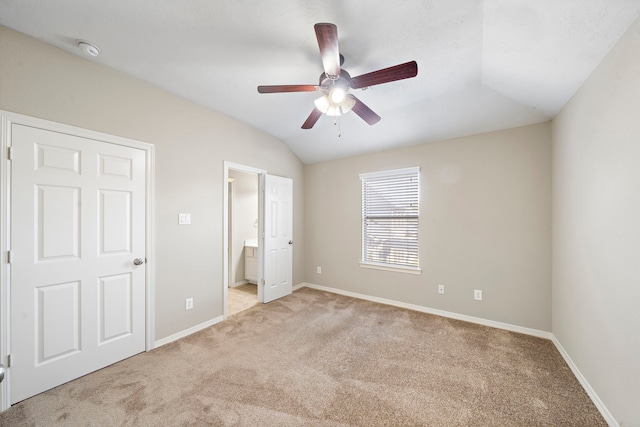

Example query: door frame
[0,110,156,411]
[223,161,266,318]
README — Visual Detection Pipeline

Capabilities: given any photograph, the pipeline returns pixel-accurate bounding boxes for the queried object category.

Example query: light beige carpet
[0,288,605,426]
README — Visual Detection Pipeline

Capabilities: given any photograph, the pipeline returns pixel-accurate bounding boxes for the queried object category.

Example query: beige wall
[0,25,305,341]
[551,16,640,426]
[304,123,552,331]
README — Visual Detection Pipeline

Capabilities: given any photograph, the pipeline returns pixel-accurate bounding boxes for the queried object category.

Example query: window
[360,167,420,273]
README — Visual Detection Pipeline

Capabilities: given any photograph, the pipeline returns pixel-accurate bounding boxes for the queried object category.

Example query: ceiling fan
[257,23,418,129]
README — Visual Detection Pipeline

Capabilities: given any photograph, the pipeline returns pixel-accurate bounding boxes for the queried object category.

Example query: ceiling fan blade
[350,61,418,89]
[302,107,323,129]
[349,95,381,125]
[258,85,319,94]
[314,23,341,78]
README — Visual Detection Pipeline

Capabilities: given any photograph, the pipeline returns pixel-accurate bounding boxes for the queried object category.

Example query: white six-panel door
[262,175,293,303]
[10,124,146,403]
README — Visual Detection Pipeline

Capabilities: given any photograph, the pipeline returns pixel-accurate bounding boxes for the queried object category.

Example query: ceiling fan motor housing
[316,69,352,110]
[319,69,351,92]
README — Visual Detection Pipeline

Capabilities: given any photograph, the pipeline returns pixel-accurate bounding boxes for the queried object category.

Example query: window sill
[359,262,422,275]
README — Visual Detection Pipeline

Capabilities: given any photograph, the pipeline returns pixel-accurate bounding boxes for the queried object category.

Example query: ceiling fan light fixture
[257,23,418,129]
[340,95,355,113]
[314,95,331,113]
[314,94,355,116]
[330,87,346,104]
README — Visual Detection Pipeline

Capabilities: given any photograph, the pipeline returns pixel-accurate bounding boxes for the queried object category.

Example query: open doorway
[228,169,259,315]
[223,162,266,319]
[223,161,294,319]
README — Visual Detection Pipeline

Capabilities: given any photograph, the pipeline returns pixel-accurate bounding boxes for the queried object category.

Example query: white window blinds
[360,167,420,271]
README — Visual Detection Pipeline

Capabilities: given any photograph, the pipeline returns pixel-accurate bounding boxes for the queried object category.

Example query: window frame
[359,167,421,275]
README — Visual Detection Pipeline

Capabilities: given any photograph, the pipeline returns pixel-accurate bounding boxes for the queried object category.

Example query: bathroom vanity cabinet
[244,240,258,284]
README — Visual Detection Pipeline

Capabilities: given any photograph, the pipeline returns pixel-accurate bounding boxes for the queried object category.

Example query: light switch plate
[178,213,191,225]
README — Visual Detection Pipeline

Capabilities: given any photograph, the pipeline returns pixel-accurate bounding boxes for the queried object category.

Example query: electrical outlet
[317,266,322,274]
[438,284,445,295]
[185,297,193,310]
[474,290,483,301]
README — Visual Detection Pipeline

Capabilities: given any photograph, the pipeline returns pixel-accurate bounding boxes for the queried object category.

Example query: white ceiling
[2,0,639,164]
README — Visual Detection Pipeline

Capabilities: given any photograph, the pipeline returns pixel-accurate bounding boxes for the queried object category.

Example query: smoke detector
[77,41,100,57]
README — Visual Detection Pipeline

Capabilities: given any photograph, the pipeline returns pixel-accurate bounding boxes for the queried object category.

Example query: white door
[262,175,293,303]
[10,124,146,403]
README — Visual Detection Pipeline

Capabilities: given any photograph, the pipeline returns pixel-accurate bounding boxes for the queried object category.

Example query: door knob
[0,364,5,383]
[133,258,144,266]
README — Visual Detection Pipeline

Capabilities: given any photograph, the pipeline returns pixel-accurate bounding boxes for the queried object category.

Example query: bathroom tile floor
[228,283,259,316]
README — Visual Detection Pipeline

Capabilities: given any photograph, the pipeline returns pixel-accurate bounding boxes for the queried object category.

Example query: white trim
[359,166,420,180]
[299,283,552,339]
[144,133,156,353]
[227,179,234,289]
[0,114,12,411]
[154,316,224,348]
[292,283,306,292]
[230,280,250,288]
[0,111,156,411]
[223,162,266,320]
[551,335,618,426]
[359,262,422,275]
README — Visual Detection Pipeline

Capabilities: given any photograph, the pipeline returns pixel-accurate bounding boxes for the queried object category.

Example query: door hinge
[7,354,11,368]
[7,250,12,264]
[261,279,265,286]
[7,147,13,160]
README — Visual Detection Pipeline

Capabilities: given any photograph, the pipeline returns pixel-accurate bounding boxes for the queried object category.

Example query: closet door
[10,124,147,403]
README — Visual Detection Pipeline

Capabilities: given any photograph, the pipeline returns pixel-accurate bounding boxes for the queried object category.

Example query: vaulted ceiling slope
[1,1,639,164]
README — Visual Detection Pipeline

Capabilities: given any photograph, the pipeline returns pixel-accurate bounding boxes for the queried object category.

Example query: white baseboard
[154,315,224,348]
[300,282,552,339]
[292,283,306,291]
[230,280,249,288]
[551,335,618,426]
